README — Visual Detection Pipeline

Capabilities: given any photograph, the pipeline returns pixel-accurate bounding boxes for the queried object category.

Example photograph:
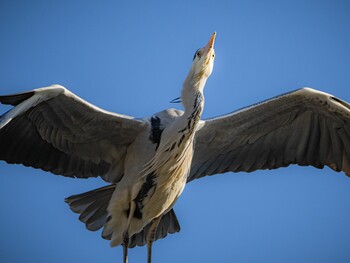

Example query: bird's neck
[181,74,206,115]
[180,75,206,134]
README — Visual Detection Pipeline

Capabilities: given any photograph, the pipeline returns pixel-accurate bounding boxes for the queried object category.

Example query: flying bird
[1,32,350,263]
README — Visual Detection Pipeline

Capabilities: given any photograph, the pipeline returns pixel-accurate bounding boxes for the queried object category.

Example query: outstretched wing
[0,85,146,182]
[188,88,350,182]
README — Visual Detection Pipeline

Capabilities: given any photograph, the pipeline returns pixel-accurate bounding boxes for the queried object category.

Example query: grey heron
[1,32,350,263]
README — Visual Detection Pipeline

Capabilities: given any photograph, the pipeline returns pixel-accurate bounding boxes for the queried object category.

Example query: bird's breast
[135,137,195,220]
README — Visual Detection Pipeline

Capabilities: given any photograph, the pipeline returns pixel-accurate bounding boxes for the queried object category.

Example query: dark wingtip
[0,91,35,106]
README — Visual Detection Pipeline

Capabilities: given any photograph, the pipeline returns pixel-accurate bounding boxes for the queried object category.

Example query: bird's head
[176,32,217,107]
[190,32,216,82]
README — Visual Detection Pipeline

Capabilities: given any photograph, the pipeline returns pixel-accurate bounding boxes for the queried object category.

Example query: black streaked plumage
[133,172,157,219]
[149,116,163,149]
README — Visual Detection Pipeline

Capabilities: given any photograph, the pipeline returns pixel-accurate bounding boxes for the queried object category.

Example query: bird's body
[1,32,350,262]
[105,99,203,246]
[102,35,213,253]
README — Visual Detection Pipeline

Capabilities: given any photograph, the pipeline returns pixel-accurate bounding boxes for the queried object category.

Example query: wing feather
[189,88,350,182]
[0,85,146,181]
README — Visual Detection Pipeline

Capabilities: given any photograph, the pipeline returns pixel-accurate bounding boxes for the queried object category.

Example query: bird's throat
[179,91,204,138]
[181,75,206,113]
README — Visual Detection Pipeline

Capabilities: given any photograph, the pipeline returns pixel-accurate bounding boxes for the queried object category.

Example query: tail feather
[78,199,109,231]
[128,209,181,248]
[65,184,115,231]
[85,204,109,231]
[65,184,181,247]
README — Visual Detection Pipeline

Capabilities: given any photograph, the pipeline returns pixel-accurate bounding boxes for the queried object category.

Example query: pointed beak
[206,32,216,50]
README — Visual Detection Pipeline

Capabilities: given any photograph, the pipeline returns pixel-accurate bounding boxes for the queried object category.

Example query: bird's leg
[123,232,129,263]
[147,240,152,263]
[147,216,162,263]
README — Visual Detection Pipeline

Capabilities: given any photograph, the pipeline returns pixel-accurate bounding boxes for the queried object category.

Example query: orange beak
[206,32,216,49]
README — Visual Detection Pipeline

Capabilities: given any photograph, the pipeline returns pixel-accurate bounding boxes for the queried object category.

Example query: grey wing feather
[188,88,350,182]
[0,112,110,177]
[0,85,146,182]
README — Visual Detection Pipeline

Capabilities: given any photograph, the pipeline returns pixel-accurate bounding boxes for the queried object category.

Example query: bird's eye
[193,49,200,61]
[212,54,215,58]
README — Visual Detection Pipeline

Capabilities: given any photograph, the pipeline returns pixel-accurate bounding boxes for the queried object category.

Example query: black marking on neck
[178,134,186,147]
[149,116,163,149]
[189,92,203,127]
[176,92,204,148]
[133,172,157,219]
[193,92,203,109]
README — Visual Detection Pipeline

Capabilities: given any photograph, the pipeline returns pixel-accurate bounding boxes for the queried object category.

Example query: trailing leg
[123,232,129,263]
[146,216,162,263]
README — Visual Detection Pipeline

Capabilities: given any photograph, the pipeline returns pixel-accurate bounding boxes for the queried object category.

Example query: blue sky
[0,0,350,262]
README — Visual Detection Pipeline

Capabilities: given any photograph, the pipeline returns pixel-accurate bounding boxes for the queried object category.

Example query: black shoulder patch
[149,116,163,149]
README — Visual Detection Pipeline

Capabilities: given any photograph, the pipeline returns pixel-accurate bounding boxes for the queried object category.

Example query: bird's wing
[0,85,146,182]
[188,88,350,182]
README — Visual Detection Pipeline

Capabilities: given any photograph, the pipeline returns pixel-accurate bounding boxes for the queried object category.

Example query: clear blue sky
[0,1,350,262]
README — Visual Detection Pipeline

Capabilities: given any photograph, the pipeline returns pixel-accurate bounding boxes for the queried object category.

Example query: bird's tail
[65,184,181,247]
[128,208,181,248]
[65,184,116,232]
